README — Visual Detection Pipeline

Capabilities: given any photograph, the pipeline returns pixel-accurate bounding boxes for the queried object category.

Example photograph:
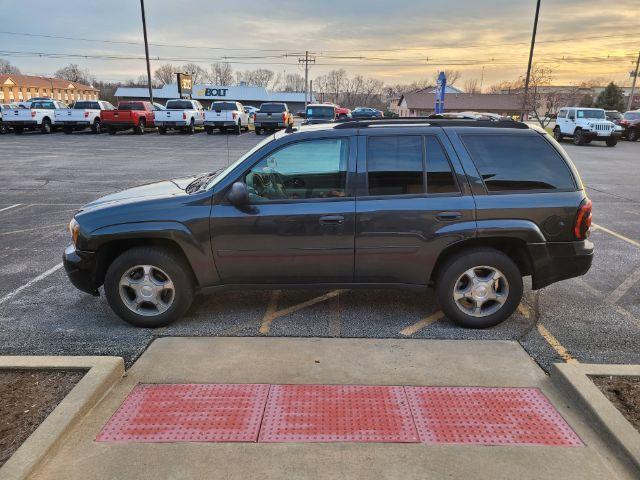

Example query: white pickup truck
[154,99,205,134]
[6,99,68,134]
[54,100,115,134]
[204,101,249,135]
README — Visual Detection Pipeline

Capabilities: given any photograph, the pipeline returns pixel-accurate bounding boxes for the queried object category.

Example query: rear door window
[425,136,458,194]
[367,136,423,196]
[462,134,576,192]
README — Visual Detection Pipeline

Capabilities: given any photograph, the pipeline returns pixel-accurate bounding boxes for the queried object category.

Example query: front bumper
[528,239,594,289]
[583,130,621,140]
[63,244,99,295]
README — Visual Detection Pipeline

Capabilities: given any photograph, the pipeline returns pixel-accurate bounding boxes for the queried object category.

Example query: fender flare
[476,219,545,243]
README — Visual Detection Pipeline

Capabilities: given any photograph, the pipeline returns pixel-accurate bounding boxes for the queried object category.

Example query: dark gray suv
[63,118,593,329]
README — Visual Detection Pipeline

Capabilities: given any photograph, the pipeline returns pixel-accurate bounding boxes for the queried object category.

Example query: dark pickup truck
[101,101,155,135]
[63,118,593,329]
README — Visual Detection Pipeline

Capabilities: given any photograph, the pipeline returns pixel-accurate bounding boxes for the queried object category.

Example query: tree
[280,73,305,92]
[153,64,178,85]
[208,62,234,85]
[595,82,624,111]
[180,63,207,84]
[54,63,94,85]
[518,64,554,127]
[236,68,275,88]
[0,58,20,75]
[433,69,461,86]
[463,78,480,94]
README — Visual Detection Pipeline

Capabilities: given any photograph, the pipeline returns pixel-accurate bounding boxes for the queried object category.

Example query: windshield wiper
[185,169,223,194]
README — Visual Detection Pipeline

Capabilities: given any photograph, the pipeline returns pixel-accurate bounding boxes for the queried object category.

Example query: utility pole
[139,0,154,104]
[627,50,640,111]
[299,51,315,108]
[521,0,541,121]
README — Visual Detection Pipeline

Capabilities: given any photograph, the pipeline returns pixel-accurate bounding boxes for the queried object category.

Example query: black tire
[63,126,73,135]
[108,126,117,135]
[606,137,617,147]
[136,119,146,135]
[186,119,195,135]
[553,126,563,142]
[104,247,195,328]
[158,127,167,135]
[0,123,7,134]
[41,118,52,134]
[205,126,214,135]
[235,121,242,135]
[92,119,102,134]
[255,128,261,135]
[627,128,638,142]
[14,127,23,135]
[573,129,585,146]
[435,248,523,329]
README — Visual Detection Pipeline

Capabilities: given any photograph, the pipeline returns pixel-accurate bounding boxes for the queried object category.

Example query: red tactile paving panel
[258,384,420,443]
[405,386,584,447]
[97,383,270,443]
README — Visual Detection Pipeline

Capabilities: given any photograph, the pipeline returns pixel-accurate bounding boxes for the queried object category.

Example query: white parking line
[0,204,22,213]
[0,263,63,306]
[605,265,640,305]
[592,223,640,249]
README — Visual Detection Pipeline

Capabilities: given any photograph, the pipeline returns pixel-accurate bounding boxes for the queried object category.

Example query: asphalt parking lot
[0,128,638,371]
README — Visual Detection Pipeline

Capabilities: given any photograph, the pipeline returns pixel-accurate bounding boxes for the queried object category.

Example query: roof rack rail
[333,117,529,129]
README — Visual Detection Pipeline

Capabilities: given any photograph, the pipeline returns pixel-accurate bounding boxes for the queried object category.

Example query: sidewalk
[31,338,637,479]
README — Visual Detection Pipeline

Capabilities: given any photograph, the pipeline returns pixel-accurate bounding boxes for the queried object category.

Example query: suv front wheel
[436,248,523,328]
[104,247,195,327]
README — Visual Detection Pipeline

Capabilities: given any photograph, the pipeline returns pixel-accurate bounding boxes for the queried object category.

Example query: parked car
[6,99,68,134]
[204,101,249,135]
[620,110,640,141]
[244,105,259,116]
[101,101,155,135]
[17,97,53,109]
[63,117,593,329]
[553,107,619,146]
[254,102,294,135]
[304,103,337,124]
[0,103,19,133]
[54,100,115,134]
[351,107,383,119]
[605,110,623,125]
[335,105,351,119]
[154,98,204,135]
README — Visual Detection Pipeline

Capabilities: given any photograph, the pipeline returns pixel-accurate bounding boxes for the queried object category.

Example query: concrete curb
[0,356,124,480]
[551,363,640,474]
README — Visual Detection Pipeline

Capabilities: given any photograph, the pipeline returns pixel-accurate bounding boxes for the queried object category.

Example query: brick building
[0,74,99,104]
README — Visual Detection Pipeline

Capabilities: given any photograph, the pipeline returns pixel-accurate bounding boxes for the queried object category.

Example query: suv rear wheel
[553,126,563,142]
[104,247,195,328]
[436,248,523,328]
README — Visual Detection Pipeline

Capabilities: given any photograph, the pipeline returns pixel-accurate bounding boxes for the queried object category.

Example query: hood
[79,175,198,212]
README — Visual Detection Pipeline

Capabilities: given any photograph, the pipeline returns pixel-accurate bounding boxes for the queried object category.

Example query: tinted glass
[624,112,639,120]
[425,136,458,194]
[577,109,605,119]
[260,103,286,113]
[166,100,194,109]
[31,101,55,109]
[462,134,575,192]
[306,106,334,118]
[367,136,423,196]
[245,138,348,202]
[117,102,144,111]
[212,102,237,111]
[73,101,100,109]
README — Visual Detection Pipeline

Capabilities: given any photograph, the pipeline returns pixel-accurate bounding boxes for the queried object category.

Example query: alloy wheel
[118,265,175,316]
[452,266,509,318]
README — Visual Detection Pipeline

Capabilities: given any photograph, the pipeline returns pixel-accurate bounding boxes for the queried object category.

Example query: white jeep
[554,107,619,147]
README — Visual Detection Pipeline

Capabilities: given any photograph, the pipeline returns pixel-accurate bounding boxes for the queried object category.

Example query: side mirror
[227,181,250,207]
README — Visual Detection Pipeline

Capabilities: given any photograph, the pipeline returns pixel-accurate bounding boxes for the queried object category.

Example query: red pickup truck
[101,101,155,135]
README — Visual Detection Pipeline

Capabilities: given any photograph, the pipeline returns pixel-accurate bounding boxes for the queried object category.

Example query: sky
[0,0,638,89]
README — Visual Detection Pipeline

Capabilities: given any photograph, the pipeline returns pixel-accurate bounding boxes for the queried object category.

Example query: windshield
[166,100,193,109]
[118,103,144,111]
[306,106,334,118]
[205,135,275,190]
[606,111,622,119]
[577,109,605,119]
[212,102,237,111]
[260,103,286,113]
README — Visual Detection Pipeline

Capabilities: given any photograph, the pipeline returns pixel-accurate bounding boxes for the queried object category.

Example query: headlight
[69,218,79,246]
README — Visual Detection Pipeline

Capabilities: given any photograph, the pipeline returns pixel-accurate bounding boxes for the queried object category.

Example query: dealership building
[113,84,314,111]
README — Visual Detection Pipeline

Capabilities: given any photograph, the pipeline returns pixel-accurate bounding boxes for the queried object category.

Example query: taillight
[31,110,36,117]
[182,112,187,120]
[574,198,592,240]
[282,112,287,122]
[84,111,89,118]
[232,112,238,120]
[620,119,628,126]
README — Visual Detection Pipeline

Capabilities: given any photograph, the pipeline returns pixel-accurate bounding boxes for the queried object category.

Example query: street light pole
[139,0,154,104]
[627,50,640,112]
[521,0,541,120]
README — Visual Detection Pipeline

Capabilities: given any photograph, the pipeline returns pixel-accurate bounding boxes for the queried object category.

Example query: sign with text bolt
[177,73,193,98]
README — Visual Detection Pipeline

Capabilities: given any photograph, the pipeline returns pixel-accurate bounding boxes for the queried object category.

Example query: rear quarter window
[462,134,576,192]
